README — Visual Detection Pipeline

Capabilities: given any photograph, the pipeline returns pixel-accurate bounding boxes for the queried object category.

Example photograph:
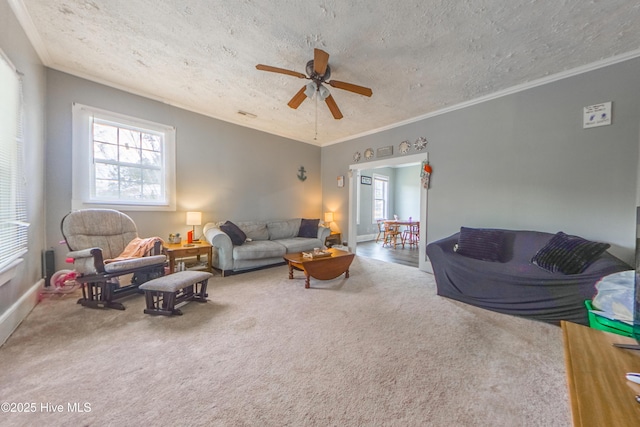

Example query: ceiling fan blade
[256,64,306,79]
[314,48,330,76]
[325,95,343,120]
[328,80,373,97]
[288,86,308,109]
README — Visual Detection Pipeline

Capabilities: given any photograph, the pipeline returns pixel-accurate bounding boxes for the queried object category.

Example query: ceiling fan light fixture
[318,84,330,101]
[304,82,330,101]
[304,81,317,99]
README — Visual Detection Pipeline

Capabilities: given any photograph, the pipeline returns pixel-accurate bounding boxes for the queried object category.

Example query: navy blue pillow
[531,231,610,274]
[298,218,320,238]
[219,221,246,246]
[454,227,506,262]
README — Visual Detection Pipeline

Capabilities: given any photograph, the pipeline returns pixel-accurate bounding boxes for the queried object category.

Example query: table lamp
[324,212,339,233]
[186,211,202,243]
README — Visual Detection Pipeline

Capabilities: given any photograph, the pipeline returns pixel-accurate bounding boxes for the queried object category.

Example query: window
[373,175,389,221]
[72,104,176,211]
[0,50,29,275]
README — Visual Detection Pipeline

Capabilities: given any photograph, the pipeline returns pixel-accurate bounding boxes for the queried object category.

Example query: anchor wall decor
[297,166,307,181]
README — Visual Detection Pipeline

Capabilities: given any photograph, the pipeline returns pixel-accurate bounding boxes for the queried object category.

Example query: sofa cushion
[220,221,247,246]
[230,221,267,241]
[268,219,302,240]
[233,240,286,261]
[531,231,611,275]
[277,237,324,254]
[298,218,320,238]
[454,227,506,262]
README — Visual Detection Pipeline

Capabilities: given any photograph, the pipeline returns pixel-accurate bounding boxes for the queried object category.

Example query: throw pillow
[454,227,506,262]
[531,231,610,274]
[219,221,247,246]
[298,218,320,238]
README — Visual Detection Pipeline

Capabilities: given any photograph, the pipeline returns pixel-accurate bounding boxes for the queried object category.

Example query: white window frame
[372,174,389,223]
[72,103,176,211]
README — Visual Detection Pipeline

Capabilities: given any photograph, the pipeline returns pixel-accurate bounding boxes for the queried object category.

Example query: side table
[325,232,342,248]
[561,321,640,425]
[163,241,213,274]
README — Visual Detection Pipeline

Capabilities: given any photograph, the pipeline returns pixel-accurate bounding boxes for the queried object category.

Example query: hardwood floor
[355,239,419,268]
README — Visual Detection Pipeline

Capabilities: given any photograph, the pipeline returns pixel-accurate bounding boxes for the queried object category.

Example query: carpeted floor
[0,256,571,426]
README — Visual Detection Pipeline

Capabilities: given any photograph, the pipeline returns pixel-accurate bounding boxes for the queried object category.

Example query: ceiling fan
[256,48,373,120]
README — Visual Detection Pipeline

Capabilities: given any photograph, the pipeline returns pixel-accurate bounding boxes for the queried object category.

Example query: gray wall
[46,70,322,271]
[0,2,47,313]
[393,165,421,222]
[322,58,640,264]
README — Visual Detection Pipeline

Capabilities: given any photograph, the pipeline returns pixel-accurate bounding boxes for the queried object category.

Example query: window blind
[0,50,29,272]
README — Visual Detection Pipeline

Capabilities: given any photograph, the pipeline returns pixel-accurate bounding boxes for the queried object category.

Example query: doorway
[347,153,429,271]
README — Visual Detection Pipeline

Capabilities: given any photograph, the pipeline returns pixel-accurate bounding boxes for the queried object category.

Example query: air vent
[237,110,257,118]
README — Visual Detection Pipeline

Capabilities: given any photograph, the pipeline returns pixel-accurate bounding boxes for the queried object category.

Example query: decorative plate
[399,140,411,154]
[353,151,361,162]
[414,136,428,150]
[364,148,374,160]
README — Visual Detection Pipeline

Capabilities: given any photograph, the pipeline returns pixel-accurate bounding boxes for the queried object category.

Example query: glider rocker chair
[61,209,166,310]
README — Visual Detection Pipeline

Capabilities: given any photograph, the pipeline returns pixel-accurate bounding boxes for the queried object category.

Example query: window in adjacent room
[0,49,29,277]
[72,103,176,211]
[373,174,389,221]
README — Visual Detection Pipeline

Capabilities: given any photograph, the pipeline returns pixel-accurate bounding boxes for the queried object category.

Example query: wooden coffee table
[283,248,355,288]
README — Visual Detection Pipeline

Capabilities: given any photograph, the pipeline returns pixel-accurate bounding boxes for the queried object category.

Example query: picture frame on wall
[361,176,372,185]
[337,175,344,187]
[377,145,393,157]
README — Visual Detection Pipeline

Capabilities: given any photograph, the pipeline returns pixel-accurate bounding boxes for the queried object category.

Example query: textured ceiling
[15,0,640,145]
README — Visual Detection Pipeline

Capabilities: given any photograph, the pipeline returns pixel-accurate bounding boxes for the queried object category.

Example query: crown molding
[323,49,640,147]
[8,0,52,65]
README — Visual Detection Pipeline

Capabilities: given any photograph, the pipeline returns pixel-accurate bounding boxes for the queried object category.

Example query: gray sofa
[203,218,330,276]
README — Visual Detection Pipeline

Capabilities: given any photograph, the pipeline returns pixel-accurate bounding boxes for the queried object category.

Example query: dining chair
[403,222,420,248]
[382,222,404,248]
[402,219,413,245]
[375,219,385,242]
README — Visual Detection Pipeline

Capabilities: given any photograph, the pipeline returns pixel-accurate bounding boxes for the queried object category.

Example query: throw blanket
[104,237,164,263]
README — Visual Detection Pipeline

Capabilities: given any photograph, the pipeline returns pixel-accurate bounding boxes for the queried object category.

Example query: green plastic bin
[585,300,634,338]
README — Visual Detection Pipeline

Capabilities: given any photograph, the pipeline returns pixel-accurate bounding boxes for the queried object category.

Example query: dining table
[382,219,420,248]
[383,219,418,227]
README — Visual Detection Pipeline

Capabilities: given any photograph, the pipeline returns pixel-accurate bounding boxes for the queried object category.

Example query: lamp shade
[324,212,334,223]
[186,211,202,226]
[318,84,330,101]
[304,81,317,99]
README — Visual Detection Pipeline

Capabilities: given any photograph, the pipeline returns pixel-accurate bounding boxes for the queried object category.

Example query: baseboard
[357,234,377,242]
[422,259,434,274]
[0,279,43,347]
